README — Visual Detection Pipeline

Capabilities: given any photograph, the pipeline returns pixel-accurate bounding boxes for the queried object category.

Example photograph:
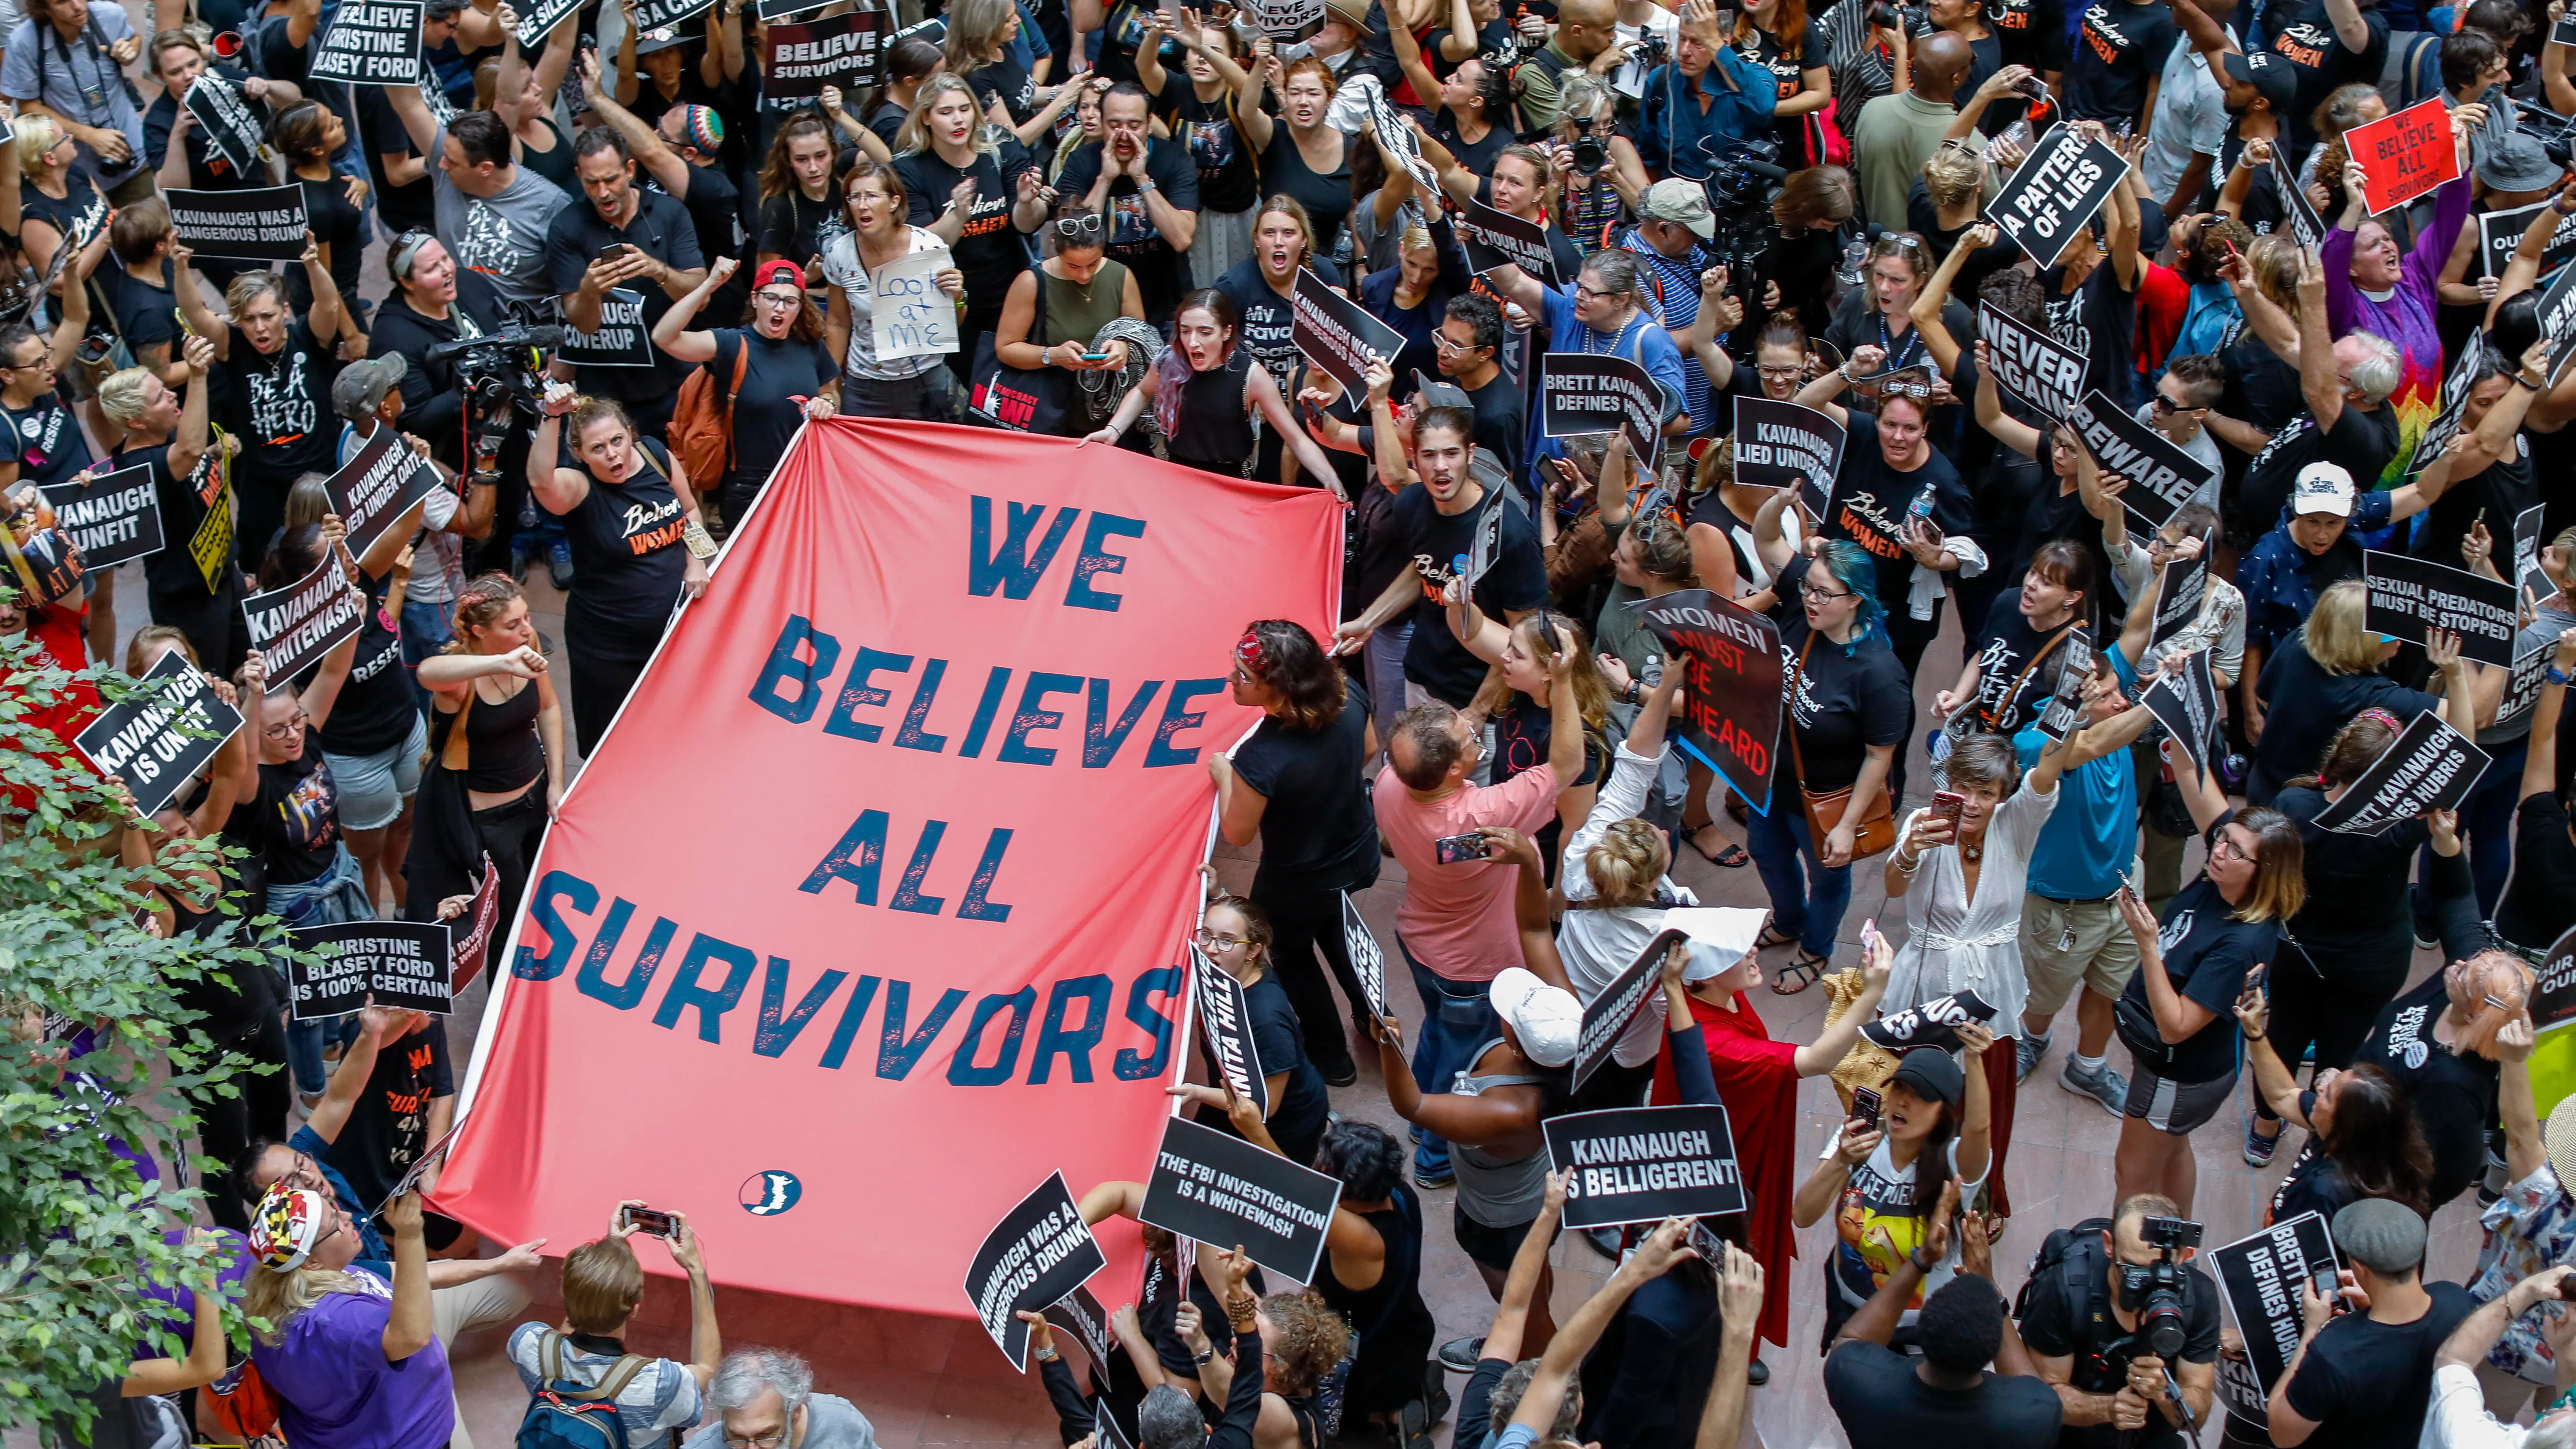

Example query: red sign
[2347,96,2460,215]
[430,420,1345,1314]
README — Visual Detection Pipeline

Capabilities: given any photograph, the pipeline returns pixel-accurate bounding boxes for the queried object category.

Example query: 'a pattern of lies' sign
[1984,124,2131,268]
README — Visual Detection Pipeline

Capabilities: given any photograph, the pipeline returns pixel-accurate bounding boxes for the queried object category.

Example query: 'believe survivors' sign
[310,0,425,83]
[240,553,365,683]
[1140,1116,1342,1285]
[73,650,243,813]
[2364,550,2521,666]
[2347,96,2460,216]
[963,1171,1107,1369]
[2311,710,2491,834]
[285,919,456,1020]
[2212,1212,2341,1426]
[326,427,443,577]
[1634,589,1783,813]
[1977,301,2085,421]
[1984,124,2131,268]
[41,462,161,568]
[1540,352,1660,464]
[1544,1104,1745,1227]
[167,185,310,262]
[763,9,884,98]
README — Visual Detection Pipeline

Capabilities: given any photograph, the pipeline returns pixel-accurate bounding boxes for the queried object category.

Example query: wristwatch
[2547,666,2574,687]
[1192,1347,1218,1366]
[1034,1346,1062,1363]
[1137,176,1158,192]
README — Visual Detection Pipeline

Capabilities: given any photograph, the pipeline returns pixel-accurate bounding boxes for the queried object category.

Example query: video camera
[425,321,566,421]
[2115,1216,2205,1360]
[1695,137,1790,266]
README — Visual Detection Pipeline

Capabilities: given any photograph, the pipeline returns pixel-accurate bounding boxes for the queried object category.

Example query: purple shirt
[251,1266,454,1449]
[2324,173,2470,489]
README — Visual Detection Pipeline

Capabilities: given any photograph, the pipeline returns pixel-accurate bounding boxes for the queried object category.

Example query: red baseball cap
[754,260,805,292]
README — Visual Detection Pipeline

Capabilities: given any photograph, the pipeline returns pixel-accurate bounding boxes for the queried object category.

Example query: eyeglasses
[1799,581,1854,602]
[2212,836,2254,863]
[752,290,802,308]
[1194,928,1252,950]
[1054,212,1106,243]
[1756,363,1804,378]
[722,1430,791,1449]
[1878,373,1932,398]
[262,711,312,739]
[1433,332,1483,352]
[1574,282,1621,303]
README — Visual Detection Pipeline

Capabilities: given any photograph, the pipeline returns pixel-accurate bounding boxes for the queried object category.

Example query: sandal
[1754,924,1798,951]
[1686,824,1750,868]
[1771,952,1830,996]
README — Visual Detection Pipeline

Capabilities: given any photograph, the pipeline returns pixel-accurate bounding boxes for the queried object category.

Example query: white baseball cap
[1489,967,1583,1067]
[2290,461,2355,518]
[1662,907,1773,983]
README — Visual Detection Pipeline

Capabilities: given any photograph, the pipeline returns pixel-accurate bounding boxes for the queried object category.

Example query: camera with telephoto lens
[1867,0,1932,34]
[2115,1216,2204,1359]
[1568,114,1610,176]
[1695,137,1790,266]
[425,322,567,421]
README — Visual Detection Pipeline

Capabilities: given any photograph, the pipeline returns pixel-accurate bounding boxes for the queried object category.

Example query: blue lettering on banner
[969,496,1148,609]
[514,870,1182,1083]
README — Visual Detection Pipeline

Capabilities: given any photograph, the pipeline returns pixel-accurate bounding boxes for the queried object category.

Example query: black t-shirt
[219,318,340,488]
[541,187,708,405]
[1969,594,2081,733]
[1257,127,1354,264]
[2266,0,2390,155]
[1737,20,1829,108]
[1159,86,1258,214]
[1821,1340,2063,1448]
[1229,677,1380,892]
[322,1023,453,1210]
[2066,0,2178,125]
[757,189,853,276]
[548,435,689,658]
[314,574,416,758]
[1193,971,1331,1155]
[1823,429,1973,614]
[1771,554,1914,795]
[1216,256,1345,376]
[1989,0,2071,74]
[109,259,179,366]
[2497,790,2576,951]
[2247,638,2439,805]
[0,392,93,489]
[2281,1281,2475,1449]
[2414,438,2536,570]
[2017,1246,2221,1449]
[1053,137,1203,325]
[2042,260,2143,409]
[706,328,834,493]
[285,172,366,317]
[355,84,433,235]
[2006,473,2107,598]
[1392,484,1547,705]
[2353,972,2500,1209]
[2121,819,2279,1082]
[230,752,341,888]
[143,68,267,193]
[2223,333,2305,436]
[2270,1131,2361,1226]
[644,162,746,299]
[2240,403,2402,531]
[965,54,1038,124]
[123,438,231,600]
[895,141,1041,325]
[2272,785,2430,966]
[1492,689,1605,791]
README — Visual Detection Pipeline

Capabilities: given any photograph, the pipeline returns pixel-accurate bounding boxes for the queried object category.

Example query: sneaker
[1414,1161,1454,1190]
[1438,1336,1486,1373]
[2244,1117,2280,1168]
[2061,1057,2128,1118]
[1317,1057,1359,1089]
[1582,1225,1623,1260]
[2015,1029,2051,1083]
[547,538,575,590]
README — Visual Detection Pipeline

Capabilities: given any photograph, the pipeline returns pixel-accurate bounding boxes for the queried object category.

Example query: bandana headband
[1236,630,1267,677]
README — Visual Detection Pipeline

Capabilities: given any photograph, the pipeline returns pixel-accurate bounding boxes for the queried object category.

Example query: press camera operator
[2016,1194,2220,1446]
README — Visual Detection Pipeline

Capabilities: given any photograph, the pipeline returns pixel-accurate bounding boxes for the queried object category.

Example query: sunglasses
[1054,212,1106,243]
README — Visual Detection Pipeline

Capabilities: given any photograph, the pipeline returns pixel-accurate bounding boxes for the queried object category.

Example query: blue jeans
[269,846,374,1097]
[1401,940,1500,1176]
[1744,793,1852,961]
[400,596,455,717]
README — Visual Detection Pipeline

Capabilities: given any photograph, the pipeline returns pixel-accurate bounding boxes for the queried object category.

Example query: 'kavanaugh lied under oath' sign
[1984,124,2131,268]
[309,0,425,83]
[166,185,310,262]
[285,919,456,1020]
[763,8,884,99]
[1544,1104,1747,1227]
[1633,589,1784,813]
[2364,550,2521,666]
[41,462,161,568]
[240,553,365,683]
[1142,1115,1343,1284]
[2347,95,2460,216]
[327,427,444,577]
[1540,352,1661,465]
[963,1170,1107,1369]
[73,650,243,814]
[1729,397,1842,517]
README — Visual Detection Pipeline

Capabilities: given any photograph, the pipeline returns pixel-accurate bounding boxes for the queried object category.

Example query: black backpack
[2015,1217,2132,1392]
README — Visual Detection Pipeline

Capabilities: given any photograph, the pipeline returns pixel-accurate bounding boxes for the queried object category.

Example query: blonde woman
[244,1183,450,1449]
[15,112,106,291]
[1443,585,1616,876]
[2246,581,2495,805]
[892,71,1050,342]
[945,0,1079,145]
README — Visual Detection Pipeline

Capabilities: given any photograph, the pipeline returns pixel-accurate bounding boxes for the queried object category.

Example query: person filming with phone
[2014,1194,2220,1446]
[505,1199,722,1444]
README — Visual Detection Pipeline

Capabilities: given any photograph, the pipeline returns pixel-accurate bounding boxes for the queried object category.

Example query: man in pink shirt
[1373,641,1581,1185]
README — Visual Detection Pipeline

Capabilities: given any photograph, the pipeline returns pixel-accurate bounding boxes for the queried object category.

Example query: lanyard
[1877,312,1924,373]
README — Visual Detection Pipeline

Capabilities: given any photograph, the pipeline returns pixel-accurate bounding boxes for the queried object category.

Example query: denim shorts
[323,711,428,831]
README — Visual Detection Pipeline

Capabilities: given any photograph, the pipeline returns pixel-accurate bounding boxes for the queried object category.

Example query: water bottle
[1836,240,1868,294]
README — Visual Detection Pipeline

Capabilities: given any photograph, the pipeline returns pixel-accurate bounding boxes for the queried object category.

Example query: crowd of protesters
[16,0,2576,1440]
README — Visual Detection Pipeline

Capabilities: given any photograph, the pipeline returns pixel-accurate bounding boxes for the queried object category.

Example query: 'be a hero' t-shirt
[1390,485,1546,706]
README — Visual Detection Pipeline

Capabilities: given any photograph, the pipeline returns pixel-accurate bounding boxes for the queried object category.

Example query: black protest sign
[1291,268,1404,392]
[2364,550,2520,666]
[1190,945,1267,1116]
[2478,200,2576,281]
[2141,649,2223,776]
[2406,332,2487,478]
[1575,928,1685,1092]
[1462,492,1504,597]
[1340,891,1391,1020]
[558,288,656,368]
[2030,624,2092,743]
[1977,301,2086,422]
[1457,198,1556,283]
[632,0,723,32]
[2273,150,2325,251]
[1983,124,2132,268]
[2311,710,2492,835]
[1539,352,1660,465]
[73,651,244,814]
[2148,536,2213,655]
[516,0,588,38]
[1634,589,1784,813]
[1043,1284,1115,1372]
[326,427,443,577]
[181,72,268,177]
[2067,388,2214,532]
[310,0,425,83]
[2215,1346,2268,1428]
[450,852,502,989]
[964,1170,1109,1369]
[41,463,161,568]
[284,920,455,1020]
[2558,7,2576,43]
[1140,1115,1342,1284]
[1731,397,1843,518]
[764,9,884,99]
[166,185,310,262]
[1093,1397,1138,1449]
[2536,255,2576,386]
[1364,85,1440,195]
[2504,640,2555,735]
[240,553,364,683]
[2533,923,2576,1033]
[1543,1104,1746,1228]
[2517,502,2553,602]
[2213,1211,2341,1419]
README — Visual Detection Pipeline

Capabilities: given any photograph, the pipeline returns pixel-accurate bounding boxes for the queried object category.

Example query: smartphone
[1930,789,1967,831]
[1081,350,1111,362]
[1851,1085,1883,1132]
[621,1205,677,1237]
[1860,917,1883,959]
[595,243,630,264]
[1434,831,1488,865]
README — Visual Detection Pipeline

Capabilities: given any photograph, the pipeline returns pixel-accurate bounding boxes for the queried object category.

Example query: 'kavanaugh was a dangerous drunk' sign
[167,185,310,262]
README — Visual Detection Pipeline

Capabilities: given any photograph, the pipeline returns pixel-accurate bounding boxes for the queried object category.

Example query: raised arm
[580,51,694,196]
[2293,247,2342,430]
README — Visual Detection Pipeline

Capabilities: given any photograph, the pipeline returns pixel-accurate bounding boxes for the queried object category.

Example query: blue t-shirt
[1527,286,1687,487]
[2013,643,2139,901]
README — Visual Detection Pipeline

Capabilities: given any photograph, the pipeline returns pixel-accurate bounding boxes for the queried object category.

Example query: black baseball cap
[2223,50,2297,115]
